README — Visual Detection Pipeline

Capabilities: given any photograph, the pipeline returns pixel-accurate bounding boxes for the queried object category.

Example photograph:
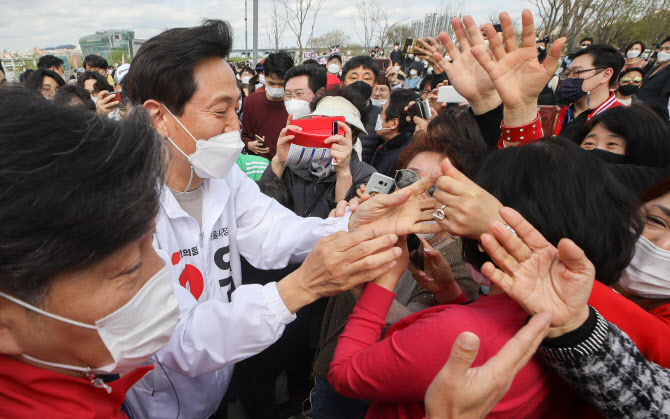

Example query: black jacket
[359,102,383,164]
[371,131,413,178]
[390,50,403,65]
[637,64,670,119]
[261,153,376,219]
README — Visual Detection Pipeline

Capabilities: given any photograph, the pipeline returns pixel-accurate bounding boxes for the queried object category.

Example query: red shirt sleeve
[589,281,670,367]
[328,282,488,402]
[241,97,254,148]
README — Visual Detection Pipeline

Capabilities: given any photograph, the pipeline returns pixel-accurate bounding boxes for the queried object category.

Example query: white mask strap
[161,103,198,144]
[22,354,92,374]
[0,291,96,329]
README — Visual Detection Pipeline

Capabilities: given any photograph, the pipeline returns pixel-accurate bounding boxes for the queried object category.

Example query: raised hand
[470,10,566,126]
[432,16,501,114]
[95,90,120,116]
[349,176,443,237]
[479,207,595,338]
[431,159,504,239]
[425,312,552,419]
[270,114,301,178]
[325,121,353,174]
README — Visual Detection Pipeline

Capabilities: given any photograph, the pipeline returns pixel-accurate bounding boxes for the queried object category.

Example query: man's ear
[0,305,27,355]
[389,117,400,131]
[144,99,169,138]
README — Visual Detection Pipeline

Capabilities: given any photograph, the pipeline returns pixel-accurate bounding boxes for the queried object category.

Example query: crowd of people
[1,8,670,419]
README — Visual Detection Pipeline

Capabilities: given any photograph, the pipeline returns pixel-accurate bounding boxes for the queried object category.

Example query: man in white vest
[123,20,439,418]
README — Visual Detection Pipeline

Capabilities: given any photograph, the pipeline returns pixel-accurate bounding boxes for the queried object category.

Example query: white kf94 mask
[0,264,179,375]
[163,104,245,179]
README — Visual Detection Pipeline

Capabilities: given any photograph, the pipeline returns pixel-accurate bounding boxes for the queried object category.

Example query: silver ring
[432,204,447,220]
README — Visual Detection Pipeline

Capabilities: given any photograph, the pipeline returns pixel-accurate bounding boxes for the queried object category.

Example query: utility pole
[253,0,258,65]
[245,0,248,61]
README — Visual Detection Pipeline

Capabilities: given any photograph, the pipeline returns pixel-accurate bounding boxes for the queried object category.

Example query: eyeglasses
[394,169,436,196]
[558,67,605,80]
[284,90,308,100]
[620,76,643,84]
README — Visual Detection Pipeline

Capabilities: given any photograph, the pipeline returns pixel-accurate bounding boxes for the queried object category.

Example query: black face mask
[587,148,630,164]
[617,84,640,96]
[556,78,587,105]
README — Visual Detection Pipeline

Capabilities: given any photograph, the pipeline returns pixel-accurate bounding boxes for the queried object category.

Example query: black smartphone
[407,234,424,271]
[255,134,266,147]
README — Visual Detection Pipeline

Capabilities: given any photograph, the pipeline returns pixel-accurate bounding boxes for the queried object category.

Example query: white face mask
[327,64,340,74]
[370,98,387,107]
[658,51,670,63]
[258,74,266,85]
[410,69,418,77]
[415,57,421,62]
[255,83,263,89]
[163,104,245,179]
[626,50,641,59]
[618,236,670,298]
[284,98,312,119]
[374,114,390,132]
[0,264,179,375]
[265,86,285,99]
[394,46,399,50]
[241,76,251,84]
[408,54,414,59]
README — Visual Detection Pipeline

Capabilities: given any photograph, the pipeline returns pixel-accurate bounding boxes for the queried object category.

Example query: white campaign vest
[125,165,350,419]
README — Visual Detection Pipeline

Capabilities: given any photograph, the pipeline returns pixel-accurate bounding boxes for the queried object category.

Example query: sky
[0,0,527,52]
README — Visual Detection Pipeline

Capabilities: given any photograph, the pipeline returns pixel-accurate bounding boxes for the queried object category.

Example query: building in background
[411,11,467,38]
[79,30,136,63]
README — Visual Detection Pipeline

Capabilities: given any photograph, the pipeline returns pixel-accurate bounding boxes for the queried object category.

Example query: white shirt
[125,165,350,418]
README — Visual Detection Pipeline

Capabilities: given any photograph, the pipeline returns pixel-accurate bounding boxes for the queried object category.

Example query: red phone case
[286,116,345,148]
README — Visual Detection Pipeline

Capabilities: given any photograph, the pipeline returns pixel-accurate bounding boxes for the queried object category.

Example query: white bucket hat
[304,96,368,134]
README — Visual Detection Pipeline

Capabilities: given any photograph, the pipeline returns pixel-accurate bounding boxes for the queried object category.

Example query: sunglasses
[394,169,437,196]
[620,76,642,83]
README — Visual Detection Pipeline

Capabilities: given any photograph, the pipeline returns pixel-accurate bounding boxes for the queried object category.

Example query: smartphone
[437,86,467,103]
[403,37,419,57]
[255,134,266,147]
[374,58,391,85]
[407,234,424,271]
[104,91,122,104]
[365,173,394,196]
[410,99,432,120]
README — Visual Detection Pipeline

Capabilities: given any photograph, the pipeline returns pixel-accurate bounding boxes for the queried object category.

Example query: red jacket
[553,93,624,136]
[0,355,152,419]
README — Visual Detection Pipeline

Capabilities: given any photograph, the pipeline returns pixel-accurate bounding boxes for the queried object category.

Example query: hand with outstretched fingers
[480,207,595,338]
[349,176,443,237]
[431,159,504,239]
[432,16,501,115]
[470,10,566,127]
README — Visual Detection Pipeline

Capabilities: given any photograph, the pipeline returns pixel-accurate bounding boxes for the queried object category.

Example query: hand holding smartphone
[255,134,266,147]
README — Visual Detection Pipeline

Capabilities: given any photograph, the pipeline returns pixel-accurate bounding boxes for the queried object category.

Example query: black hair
[569,44,624,87]
[383,88,419,133]
[342,55,379,83]
[462,138,641,285]
[24,69,65,92]
[0,62,4,75]
[618,67,645,81]
[84,54,109,70]
[53,84,96,111]
[21,69,34,83]
[77,70,113,93]
[0,87,164,303]
[284,64,327,94]
[125,19,233,115]
[419,73,446,93]
[263,50,295,80]
[660,36,670,47]
[257,179,294,210]
[37,54,64,70]
[239,66,256,76]
[571,103,670,168]
[579,37,594,44]
[302,59,319,66]
[624,41,646,57]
